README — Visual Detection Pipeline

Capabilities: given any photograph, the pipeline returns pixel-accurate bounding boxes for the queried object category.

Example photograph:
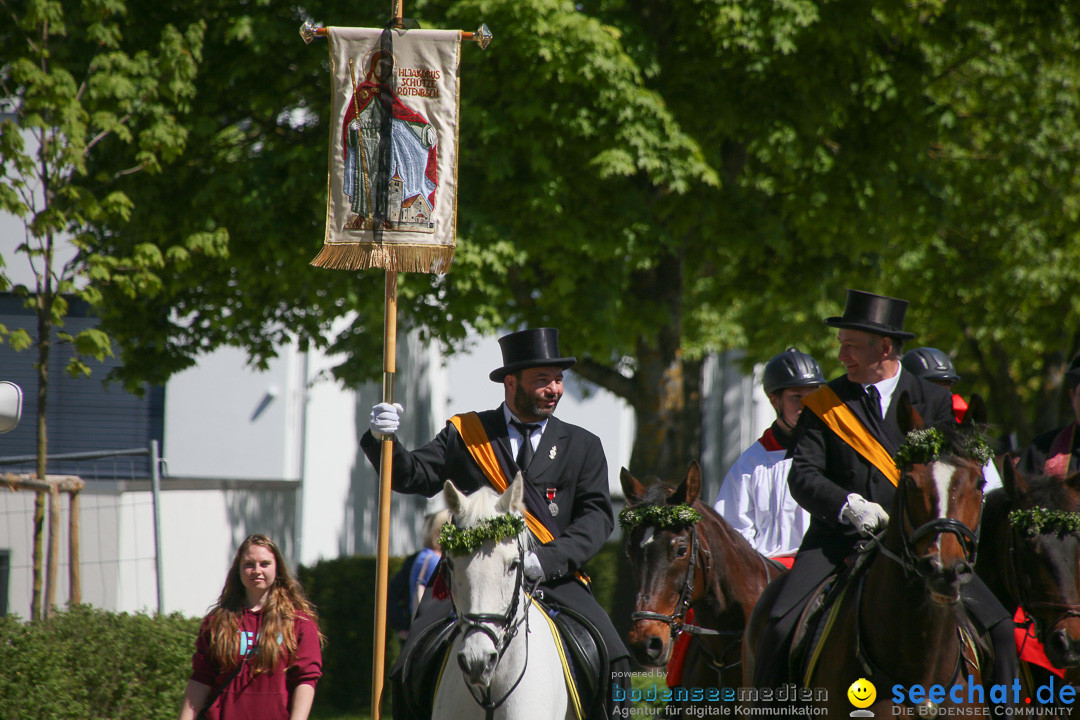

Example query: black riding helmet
[901,347,959,384]
[763,348,826,396]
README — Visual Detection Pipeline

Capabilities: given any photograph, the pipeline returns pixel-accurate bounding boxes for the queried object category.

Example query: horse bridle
[630,523,781,637]
[630,524,721,637]
[873,470,980,579]
[629,522,782,686]
[446,540,534,717]
[853,468,984,693]
[1005,522,1080,646]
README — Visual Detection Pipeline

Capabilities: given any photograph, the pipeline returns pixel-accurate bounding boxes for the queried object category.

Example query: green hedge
[0,543,627,719]
[0,605,199,720]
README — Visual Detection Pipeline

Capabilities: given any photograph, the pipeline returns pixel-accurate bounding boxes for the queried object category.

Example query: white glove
[369,402,404,439]
[840,493,889,537]
[523,552,545,582]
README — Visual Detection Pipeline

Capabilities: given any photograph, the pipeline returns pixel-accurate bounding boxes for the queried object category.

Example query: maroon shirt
[191,609,322,720]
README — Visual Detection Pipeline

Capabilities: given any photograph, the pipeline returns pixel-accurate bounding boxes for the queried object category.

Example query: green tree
[79,0,1080,491]
[0,0,204,619]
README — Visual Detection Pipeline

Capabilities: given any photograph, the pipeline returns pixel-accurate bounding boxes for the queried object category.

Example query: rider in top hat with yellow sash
[751,289,1017,692]
[361,327,629,719]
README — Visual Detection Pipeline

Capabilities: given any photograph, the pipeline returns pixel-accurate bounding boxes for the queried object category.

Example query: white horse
[431,477,578,720]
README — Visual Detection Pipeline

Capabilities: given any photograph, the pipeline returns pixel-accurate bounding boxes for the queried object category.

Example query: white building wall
[164,347,302,481]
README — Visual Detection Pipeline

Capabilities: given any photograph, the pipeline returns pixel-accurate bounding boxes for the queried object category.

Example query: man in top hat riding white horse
[362,327,630,719]
[750,289,1017,694]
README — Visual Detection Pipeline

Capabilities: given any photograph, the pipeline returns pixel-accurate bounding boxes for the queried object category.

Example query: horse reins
[447,541,534,719]
[855,472,982,689]
[872,472,980,581]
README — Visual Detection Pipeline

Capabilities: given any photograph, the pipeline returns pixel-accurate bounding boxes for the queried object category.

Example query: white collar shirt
[502,403,548,458]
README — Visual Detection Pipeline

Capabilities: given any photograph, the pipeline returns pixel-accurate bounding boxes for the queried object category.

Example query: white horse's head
[442,475,530,688]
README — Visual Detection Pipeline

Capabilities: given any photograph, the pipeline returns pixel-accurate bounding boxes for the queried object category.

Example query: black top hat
[824,289,915,340]
[489,328,576,382]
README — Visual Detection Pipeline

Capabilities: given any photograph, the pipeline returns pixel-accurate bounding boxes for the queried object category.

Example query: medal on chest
[546,487,559,516]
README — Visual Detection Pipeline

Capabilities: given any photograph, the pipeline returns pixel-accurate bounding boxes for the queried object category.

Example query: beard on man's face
[514,381,557,420]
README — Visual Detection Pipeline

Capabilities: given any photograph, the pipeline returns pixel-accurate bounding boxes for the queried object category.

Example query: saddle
[395,595,611,720]
[545,599,611,720]
[788,544,993,687]
[789,543,877,685]
[397,614,458,720]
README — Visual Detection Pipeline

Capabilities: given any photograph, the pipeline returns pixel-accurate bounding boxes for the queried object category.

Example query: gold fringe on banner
[310,242,455,274]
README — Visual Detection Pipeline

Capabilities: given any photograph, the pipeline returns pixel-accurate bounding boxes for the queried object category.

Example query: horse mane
[636,476,675,507]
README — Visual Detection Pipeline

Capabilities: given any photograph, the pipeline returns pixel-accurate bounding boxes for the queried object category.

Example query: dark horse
[745,394,992,715]
[620,461,784,707]
[977,460,1080,694]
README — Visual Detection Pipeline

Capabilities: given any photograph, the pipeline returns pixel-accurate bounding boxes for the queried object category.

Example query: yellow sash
[449,413,556,544]
[802,386,901,487]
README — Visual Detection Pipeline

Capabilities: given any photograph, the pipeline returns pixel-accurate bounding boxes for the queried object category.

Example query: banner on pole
[316,27,461,273]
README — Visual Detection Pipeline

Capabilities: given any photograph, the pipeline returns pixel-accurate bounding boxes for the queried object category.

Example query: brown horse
[977,461,1080,694]
[620,461,784,705]
[744,394,992,715]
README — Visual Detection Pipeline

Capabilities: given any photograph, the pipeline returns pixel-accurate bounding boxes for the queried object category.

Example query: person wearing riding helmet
[902,347,1002,492]
[902,346,965,422]
[714,348,826,564]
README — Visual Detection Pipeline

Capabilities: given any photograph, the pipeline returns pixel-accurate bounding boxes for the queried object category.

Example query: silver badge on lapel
[549,446,557,460]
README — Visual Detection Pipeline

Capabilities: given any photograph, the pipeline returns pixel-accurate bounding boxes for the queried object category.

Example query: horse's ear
[1000,454,1030,498]
[497,473,525,515]
[896,390,924,436]
[673,461,701,506]
[962,394,987,426]
[444,480,467,516]
[668,461,700,506]
[620,467,647,505]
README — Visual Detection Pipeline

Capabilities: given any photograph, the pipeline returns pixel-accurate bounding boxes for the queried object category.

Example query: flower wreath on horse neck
[893,427,994,469]
[438,514,527,556]
[618,504,702,532]
[1009,507,1080,537]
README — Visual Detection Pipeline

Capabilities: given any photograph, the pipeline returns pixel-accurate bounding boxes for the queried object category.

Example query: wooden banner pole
[372,269,398,720]
[297,7,489,715]
[372,5,405,715]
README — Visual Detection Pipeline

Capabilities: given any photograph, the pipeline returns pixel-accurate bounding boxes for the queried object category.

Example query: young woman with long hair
[177,534,324,720]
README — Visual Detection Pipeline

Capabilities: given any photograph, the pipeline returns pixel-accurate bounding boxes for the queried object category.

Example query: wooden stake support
[2,473,85,616]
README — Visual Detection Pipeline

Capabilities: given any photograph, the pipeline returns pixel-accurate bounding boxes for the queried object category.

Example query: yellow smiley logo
[847,678,876,709]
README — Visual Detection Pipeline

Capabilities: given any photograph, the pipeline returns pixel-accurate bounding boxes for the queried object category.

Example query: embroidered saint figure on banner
[317,27,460,273]
[341,48,438,232]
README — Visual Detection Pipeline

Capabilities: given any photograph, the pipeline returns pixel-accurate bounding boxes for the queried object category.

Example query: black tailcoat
[773,369,954,617]
[752,370,1016,689]
[360,405,627,661]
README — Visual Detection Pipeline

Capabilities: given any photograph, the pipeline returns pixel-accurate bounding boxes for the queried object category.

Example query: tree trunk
[627,344,703,481]
[32,298,50,622]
